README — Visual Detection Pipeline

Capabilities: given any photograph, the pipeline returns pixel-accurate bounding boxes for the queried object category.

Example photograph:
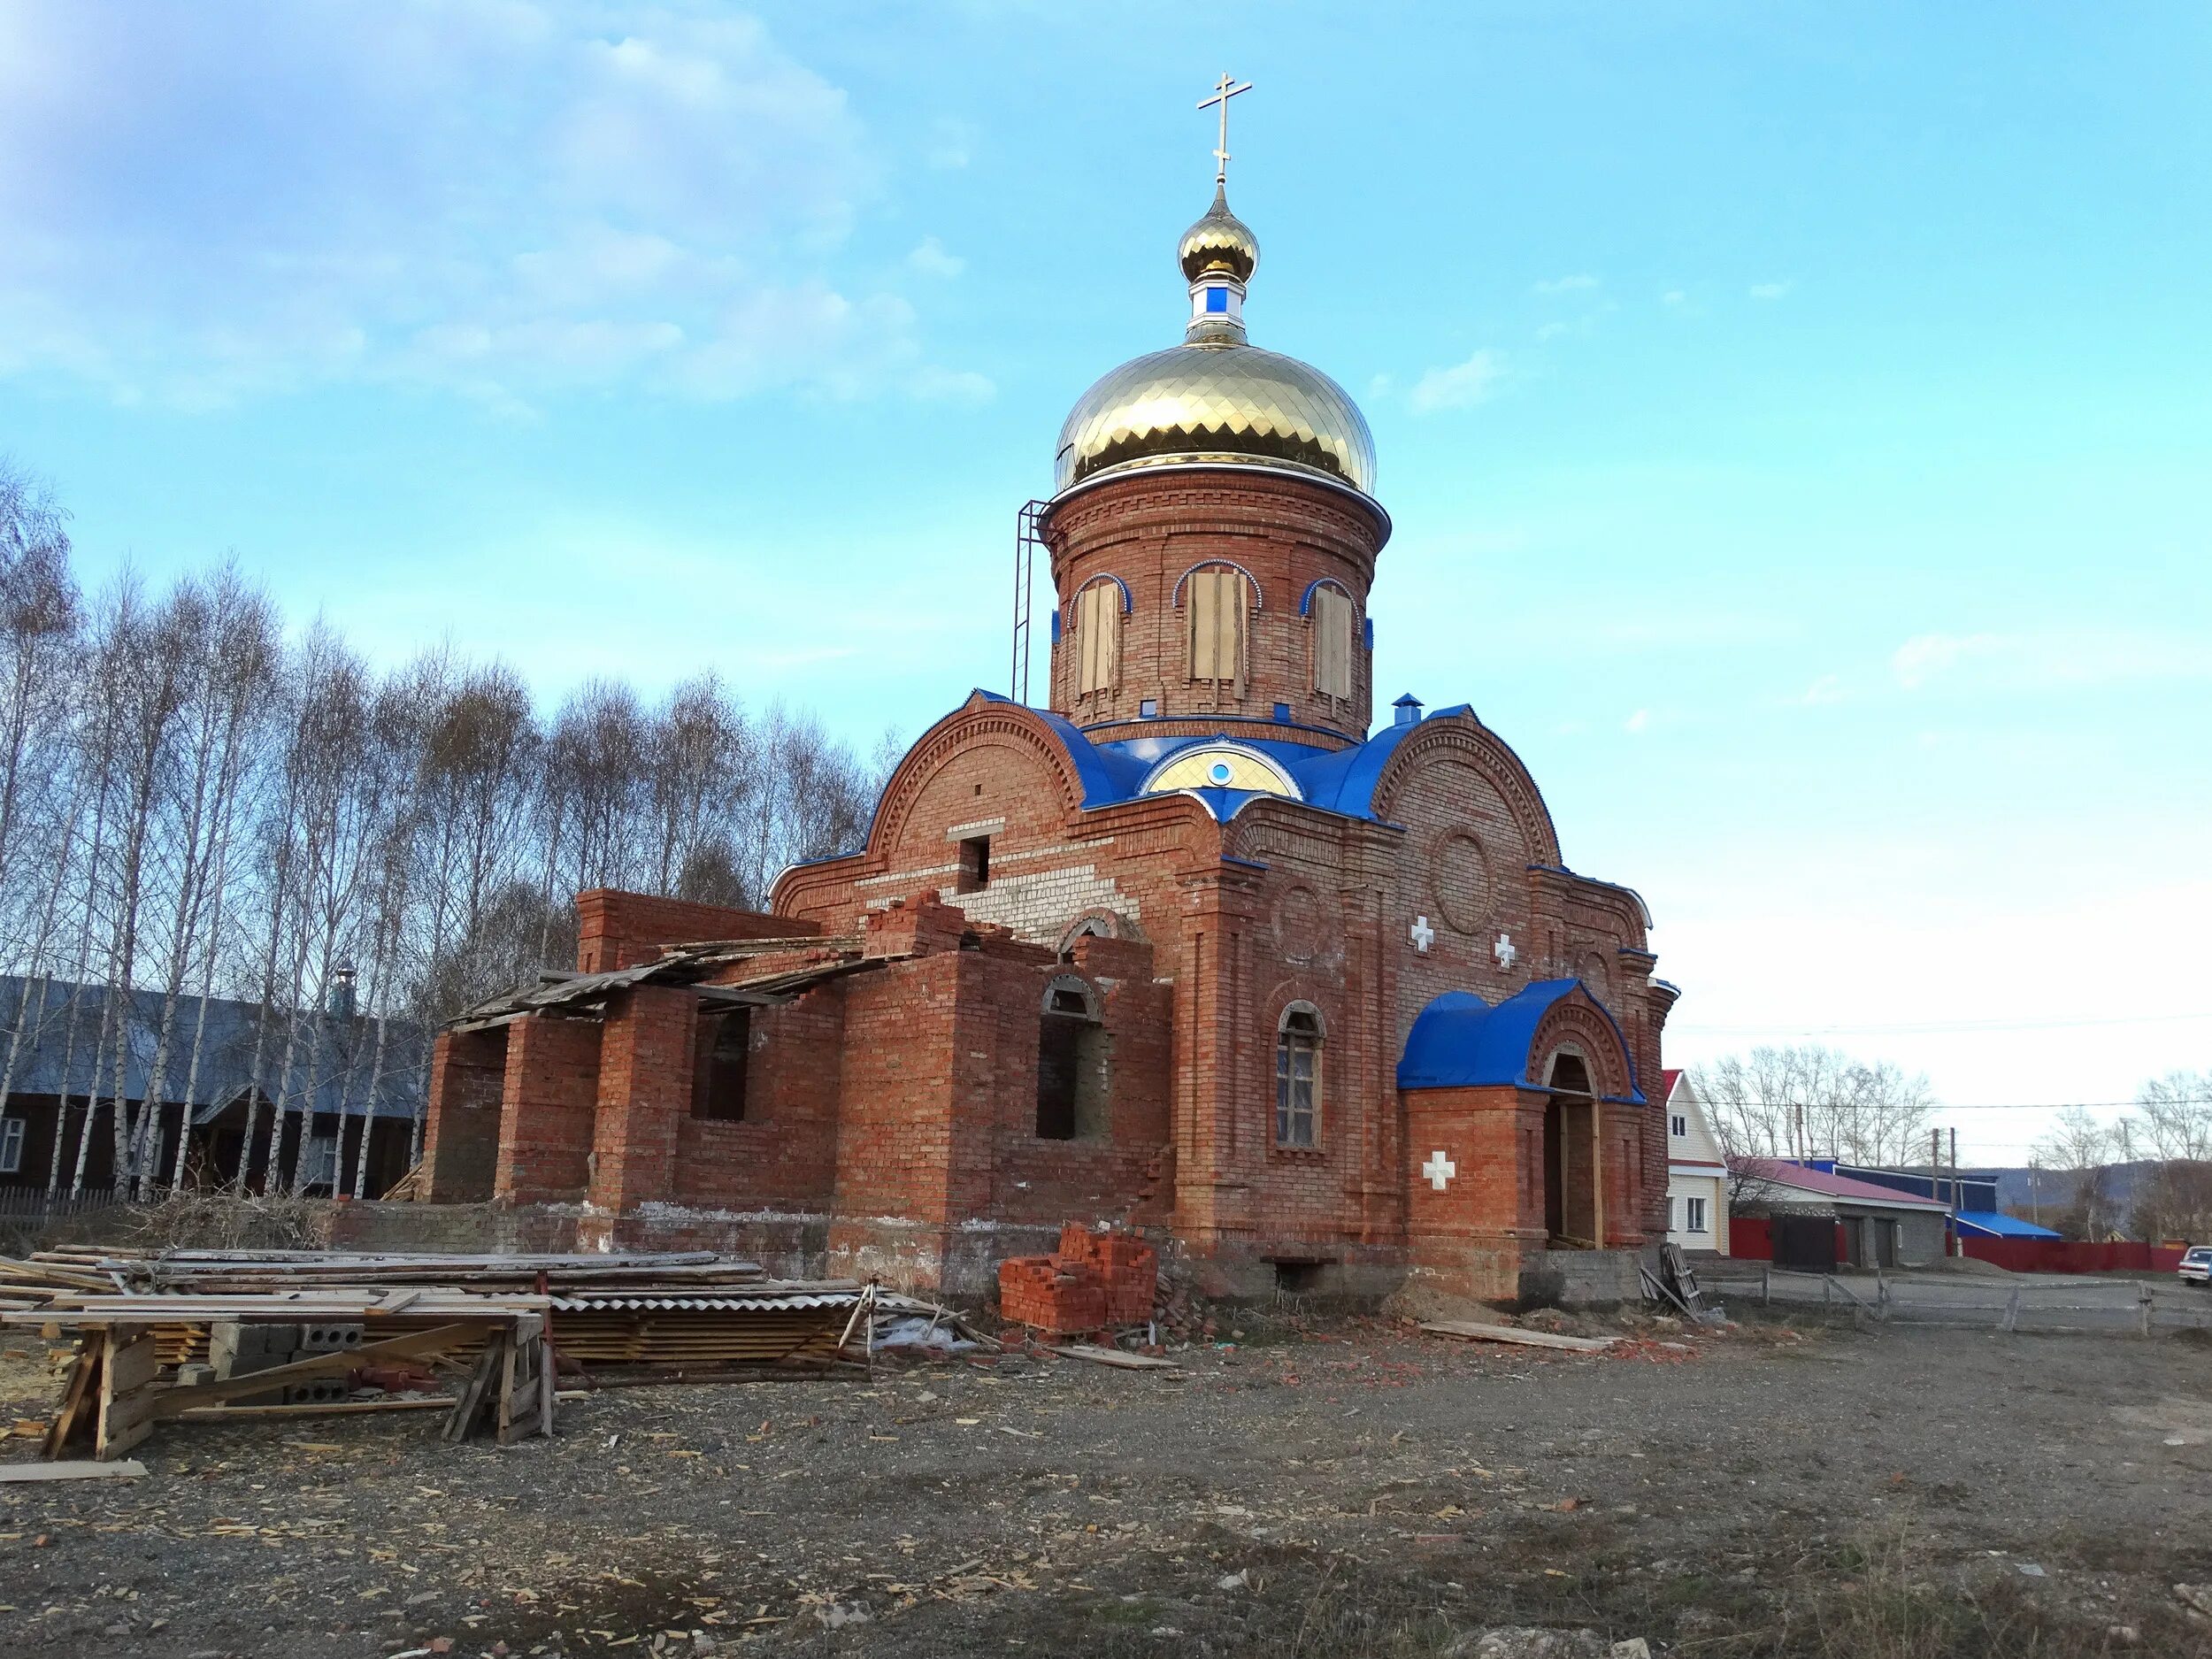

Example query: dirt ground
[4,1311,2210,1658]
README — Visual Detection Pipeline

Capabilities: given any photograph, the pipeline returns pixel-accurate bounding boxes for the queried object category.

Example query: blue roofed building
[0,973,426,1199]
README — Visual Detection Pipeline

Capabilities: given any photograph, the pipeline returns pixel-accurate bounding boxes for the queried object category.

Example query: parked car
[2180,1247,2212,1286]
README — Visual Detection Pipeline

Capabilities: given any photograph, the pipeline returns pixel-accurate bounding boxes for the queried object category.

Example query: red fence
[1732,1224,2189,1276]
[1962,1237,2186,1275]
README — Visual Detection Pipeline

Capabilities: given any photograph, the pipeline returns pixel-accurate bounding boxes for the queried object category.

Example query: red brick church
[419,151,1678,1307]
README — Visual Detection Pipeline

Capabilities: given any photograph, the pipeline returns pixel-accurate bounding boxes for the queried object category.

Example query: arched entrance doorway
[1542,1050,1599,1247]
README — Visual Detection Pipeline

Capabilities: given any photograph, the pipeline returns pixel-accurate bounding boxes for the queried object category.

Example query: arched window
[1184,565,1250,693]
[1307,581,1357,701]
[1275,1003,1323,1148]
[1071,577,1124,696]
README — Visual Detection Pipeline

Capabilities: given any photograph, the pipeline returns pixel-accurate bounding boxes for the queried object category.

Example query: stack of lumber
[0,1248,987,1462]
[4,1246,768,1297]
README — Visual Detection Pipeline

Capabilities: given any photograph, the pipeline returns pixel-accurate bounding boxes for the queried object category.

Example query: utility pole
[1949,1125,1961,1256]
[2029,1157,2039,1227]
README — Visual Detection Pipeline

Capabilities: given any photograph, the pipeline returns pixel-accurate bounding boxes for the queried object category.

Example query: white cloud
[1366,372,1394,400]
[1409,348,1506,415]
[1661,289,1687,307]
[1797,672,1847,706]
[1749,280,1793,301]
[905,236,965,279]
[0,4,982,410]
[1535,321,1568,342]
[1893,633,2002,690]
[1624,708,1651,733]
[925,117,975,170]
[1532,273,1599,295]
[1893,629,2212,694]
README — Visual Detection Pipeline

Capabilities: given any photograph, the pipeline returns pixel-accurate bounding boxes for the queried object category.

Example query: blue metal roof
[1074,717,1443,824]
[1395,979,1645,1102]
[0,975,427,1122]
[1954,1210,2063,1240]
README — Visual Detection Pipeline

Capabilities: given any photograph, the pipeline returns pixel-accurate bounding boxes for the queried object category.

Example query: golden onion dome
[1179,186,1259,283]
[1055,343,1376,495]
[1054,186,1376,498]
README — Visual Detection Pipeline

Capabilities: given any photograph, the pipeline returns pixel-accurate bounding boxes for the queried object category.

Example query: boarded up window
[1312,586,1356,700]
[1074,581,1119,695]
[1186,568,1248,690]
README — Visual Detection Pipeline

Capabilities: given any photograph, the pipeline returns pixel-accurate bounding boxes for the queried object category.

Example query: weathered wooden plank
[1419,1319,1620,1354]
[0,1458,147,1482]
[1048,1344,1182,1371]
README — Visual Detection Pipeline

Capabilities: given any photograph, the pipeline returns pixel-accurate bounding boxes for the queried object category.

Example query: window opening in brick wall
[1036,979,1110,1141]
[692,1007,752,1122]
[1273,1259,1324,1294]
[956,835,991,893]
[1274,1003,1322,1148]
[0,1116,22,1174]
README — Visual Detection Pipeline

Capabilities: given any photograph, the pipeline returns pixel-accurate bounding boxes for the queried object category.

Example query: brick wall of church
[670,987,845,1213]
[1041,470,1386,743]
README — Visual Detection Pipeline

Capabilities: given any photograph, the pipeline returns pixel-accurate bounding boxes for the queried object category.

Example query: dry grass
[104,1189,329,1253]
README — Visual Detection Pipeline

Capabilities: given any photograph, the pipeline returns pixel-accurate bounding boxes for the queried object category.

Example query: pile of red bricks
[997,1225,1159,1336]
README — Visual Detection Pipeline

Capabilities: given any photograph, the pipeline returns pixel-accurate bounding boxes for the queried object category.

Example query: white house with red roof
[1662,1069,1730,1253]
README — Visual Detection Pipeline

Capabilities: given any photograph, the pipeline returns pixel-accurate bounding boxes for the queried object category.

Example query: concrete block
[210,1322,299,1379]
[296,1323,364,1354]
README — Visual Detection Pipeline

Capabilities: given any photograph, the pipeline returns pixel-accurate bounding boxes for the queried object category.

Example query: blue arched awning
[1396,979,1644,1103]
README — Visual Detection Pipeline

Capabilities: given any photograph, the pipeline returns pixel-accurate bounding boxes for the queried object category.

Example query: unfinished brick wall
[577,889,822,972]
[420,1027,508,1202]
[494,1014,601,1203]
[670,986,844,1213]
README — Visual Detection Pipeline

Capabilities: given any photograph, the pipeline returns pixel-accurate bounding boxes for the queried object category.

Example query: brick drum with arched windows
[416,179,1678,1307]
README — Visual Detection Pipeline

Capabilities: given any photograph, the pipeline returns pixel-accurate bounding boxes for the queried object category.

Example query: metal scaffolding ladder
[1011,499,1047,704]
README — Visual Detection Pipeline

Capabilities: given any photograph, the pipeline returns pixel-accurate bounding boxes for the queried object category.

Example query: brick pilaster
[588,985,697,1212]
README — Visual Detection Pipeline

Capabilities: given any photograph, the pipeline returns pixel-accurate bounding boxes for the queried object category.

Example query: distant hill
[1958,1162,2161,1219]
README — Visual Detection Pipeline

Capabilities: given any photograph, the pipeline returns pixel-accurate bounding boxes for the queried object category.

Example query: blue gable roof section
[1397,979,1645,1102]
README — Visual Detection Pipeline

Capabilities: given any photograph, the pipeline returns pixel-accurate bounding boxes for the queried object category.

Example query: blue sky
[4,2,2208,1159]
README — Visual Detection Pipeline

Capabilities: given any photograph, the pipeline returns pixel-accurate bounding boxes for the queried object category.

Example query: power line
[1691,1095,2212,1111]
[1674,1010,2212,1037]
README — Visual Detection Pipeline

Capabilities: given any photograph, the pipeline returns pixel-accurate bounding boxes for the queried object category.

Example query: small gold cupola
[1179,187,1259,344]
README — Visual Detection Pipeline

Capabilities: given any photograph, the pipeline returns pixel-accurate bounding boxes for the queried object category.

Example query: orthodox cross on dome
[1494,932,1517,971]
[1198,72,1253,185]
[1409,915,1435,954]
[1422,1149,1457,1192]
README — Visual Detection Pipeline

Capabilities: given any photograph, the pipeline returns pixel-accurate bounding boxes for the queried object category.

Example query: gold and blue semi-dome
[1052,186,1376,498]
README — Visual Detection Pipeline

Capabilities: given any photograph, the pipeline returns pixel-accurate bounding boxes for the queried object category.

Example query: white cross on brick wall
[1421,1149,1457,1191]
[1409,915,1435,953]
[1493,932,1517,971]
